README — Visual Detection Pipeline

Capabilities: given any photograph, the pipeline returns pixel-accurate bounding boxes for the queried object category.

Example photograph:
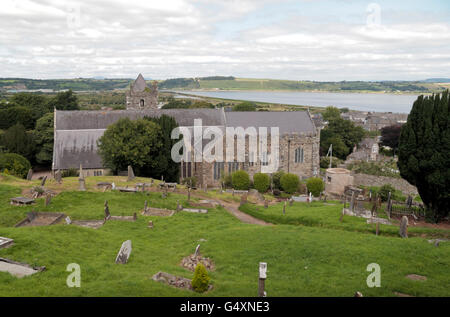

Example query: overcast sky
[1,0,449,81]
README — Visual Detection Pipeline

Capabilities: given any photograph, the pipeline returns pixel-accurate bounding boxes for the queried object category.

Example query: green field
[0,175,449,297]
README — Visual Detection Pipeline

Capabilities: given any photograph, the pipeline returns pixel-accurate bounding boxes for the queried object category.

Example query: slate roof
[225,111,316,135]
[53,109,317,170]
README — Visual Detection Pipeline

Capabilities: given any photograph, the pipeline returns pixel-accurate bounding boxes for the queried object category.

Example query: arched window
[294,147,304,163]
[140,99,145,108]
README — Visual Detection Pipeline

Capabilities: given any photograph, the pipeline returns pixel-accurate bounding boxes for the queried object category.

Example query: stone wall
[352,173,418,195]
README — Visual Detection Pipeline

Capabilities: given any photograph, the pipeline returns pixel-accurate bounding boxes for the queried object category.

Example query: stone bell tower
[126,74,158,110]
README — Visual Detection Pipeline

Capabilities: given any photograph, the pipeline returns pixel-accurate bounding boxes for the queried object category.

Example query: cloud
[0,0,449,80]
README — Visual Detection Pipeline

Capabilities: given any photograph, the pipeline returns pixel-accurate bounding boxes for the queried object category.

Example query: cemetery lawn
[239,202,450,239]
[0,176,449,297]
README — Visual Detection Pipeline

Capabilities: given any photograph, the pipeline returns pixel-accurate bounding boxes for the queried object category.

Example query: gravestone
[385,191,392,218]
[79,178,86,191]
[45,194,51,207]
[349,192,355,212]
[127,165,135,182]
[264,200,268,209]
[133,212,137,221]
[240,194,248,207]
[194,244,200,257]
[289,198,293,207]
[283,201,286,215]
[79,164,84,180]
[26,169,33,181]
[399,216,408,238]
[115,240,132,264]
[406,195,413,208]
[65,216,72,225]
[40,176,47,187]
[187,187,191,201]
[104,201,111,219]
[55,169,62,184]
[144,200,148,212]
[148,221,153,229]
[176,200,182,211]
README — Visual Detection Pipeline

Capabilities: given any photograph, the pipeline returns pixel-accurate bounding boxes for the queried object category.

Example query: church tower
[126,74,158,110]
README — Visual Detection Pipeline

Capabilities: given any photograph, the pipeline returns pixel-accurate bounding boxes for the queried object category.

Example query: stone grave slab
[10,197,35,206]
[15,211,66,227]
[0,257,45,278]
[141,207,175,217]
[0,237,14,249]
[182,208,208,214]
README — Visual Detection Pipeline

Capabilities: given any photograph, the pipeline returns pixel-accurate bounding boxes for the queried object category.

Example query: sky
[1,0,449,81]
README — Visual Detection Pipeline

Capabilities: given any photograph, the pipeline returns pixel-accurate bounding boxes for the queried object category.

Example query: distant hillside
[159,77,446,93]
[421,78,450,83]
[0,78,131,92]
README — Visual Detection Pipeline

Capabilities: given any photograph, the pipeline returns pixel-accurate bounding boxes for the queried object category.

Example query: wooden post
[258,262,267,297]
[376,222,379,236]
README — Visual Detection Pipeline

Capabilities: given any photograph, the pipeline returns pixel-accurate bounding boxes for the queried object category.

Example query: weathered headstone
[258,262,267,297]
[148,221,153,229]
[385,191,392,218]
[289,198,293,206]
[55,170,62,184]
[45,194,51,206]
[104,201,111,219]
[187,187,191,201]
[264,200,268,209]
[65,216,72,225]
[79,178,86,191]
[144,200,148,212]
[194,244,200,257]
[349,192,355,212]
[176,200,182,211]
[399,216,408,238]
[406,195,413,208]
[133,212,137,221]
[283,201,286,215]
[240,194,248,207]
[40,176,47,187]
[115,240,132,264]
[127,165,135,182]
[26,169,33,181]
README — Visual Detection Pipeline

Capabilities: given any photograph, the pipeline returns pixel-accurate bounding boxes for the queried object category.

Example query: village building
[52,75,320,187]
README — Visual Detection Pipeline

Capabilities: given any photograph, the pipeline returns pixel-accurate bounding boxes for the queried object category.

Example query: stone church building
[52,75,320,187]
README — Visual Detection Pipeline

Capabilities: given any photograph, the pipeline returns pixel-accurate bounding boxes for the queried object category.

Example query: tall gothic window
[295,147,304,163]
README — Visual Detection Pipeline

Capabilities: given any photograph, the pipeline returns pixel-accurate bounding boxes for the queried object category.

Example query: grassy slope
[0,177,449,297]
[239,202,449,239]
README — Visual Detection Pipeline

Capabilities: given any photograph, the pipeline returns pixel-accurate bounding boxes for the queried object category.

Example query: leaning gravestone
[40,176,47,187]
[194,244,201,257]
[399,216,408,238]
[127,165,135,182]
[65,216,72,225]
[26,169,33,181]
[104,201,111,219]
[78,164,86,191]
[115,240,132,264]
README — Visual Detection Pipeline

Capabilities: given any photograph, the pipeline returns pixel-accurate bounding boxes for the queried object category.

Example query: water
[175,90,420,113]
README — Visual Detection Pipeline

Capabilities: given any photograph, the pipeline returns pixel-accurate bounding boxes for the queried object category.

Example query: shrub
[320,156,341,168]
[378,184,396,202]
[181,177,197,188]
[0,153,31,179]
[62,168,78,178]
[271,170,285,190]
[272,189,281,196]
[191,263,210,293]
[253,173,270,193]
[232,170,250,190]
[280,173,300,194]
[221,173,232,188]
[306,177,325,197]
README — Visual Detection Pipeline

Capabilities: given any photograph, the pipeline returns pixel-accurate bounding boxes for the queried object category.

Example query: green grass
[0,179,449,297]
[239,201,449,238]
